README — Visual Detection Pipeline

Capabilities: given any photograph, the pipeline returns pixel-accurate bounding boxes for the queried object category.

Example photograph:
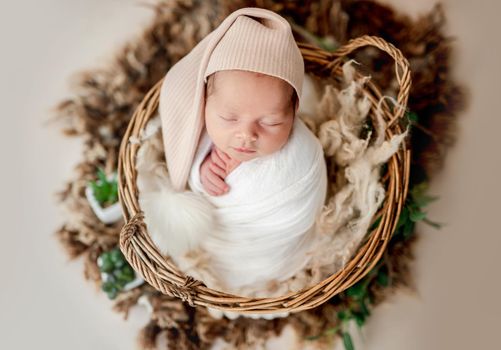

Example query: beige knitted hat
[159,7,304,191]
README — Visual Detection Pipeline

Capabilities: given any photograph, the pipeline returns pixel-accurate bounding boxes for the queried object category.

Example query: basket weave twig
[117,35,411,315]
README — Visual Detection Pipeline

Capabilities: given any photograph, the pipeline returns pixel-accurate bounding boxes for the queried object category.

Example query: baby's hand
[200,148,230,196]
[213,147,241,175]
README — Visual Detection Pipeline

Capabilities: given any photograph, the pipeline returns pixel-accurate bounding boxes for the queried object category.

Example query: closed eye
[260,121,283,126]
[219,115,238,122]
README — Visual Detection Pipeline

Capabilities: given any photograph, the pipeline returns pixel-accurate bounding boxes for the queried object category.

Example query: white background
[0,1,499,349]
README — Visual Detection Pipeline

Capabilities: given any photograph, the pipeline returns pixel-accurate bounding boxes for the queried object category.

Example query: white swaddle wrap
[187,116,327,295]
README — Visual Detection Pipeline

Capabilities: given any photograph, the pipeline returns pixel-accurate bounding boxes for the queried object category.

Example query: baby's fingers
[203,182,222,196]
[215,148,232,163]
[206,171,229,195]
[200,173,222,196]
[211,149,227,169]
[209,162,227,179]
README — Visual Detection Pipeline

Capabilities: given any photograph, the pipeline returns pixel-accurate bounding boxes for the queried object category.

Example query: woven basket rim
[117,35,411,314]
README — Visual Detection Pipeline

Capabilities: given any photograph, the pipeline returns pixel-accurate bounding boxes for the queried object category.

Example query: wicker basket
[118,35,411,315]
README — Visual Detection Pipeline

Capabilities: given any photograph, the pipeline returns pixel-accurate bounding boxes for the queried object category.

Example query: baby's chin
[227,149,257,161]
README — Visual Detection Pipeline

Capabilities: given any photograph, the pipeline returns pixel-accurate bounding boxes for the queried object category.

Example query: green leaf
[109,248,124,265]
[410,182,429,197]
[122,265,135,279]
[422,217,444,229]
[353,311,366,328]
[100,260,114,273]
[403,219,415,239]
[342,332,355,350]
[107,287,118,300]
[90,168,119,206]
[101,281,114,293]
[376,269,389,287]
[109,183,119,203]
[406,111,419,123]
[97,167,108,183]
[115,278,128,289]
[106,274,116,284]
[409,209,427,222]
[101,251,111,260]
[114,270,129,283]
[396,207,409,230]
[114,256,125,268]
[346,283,366,300]
[114,266,135,284]
[103,182,113,194]
[359,299,371,317]
[413,194,439,208]
[337,310,351,322]
[99,253,114,273]
[92,187,109,205]
[90,181,107,204]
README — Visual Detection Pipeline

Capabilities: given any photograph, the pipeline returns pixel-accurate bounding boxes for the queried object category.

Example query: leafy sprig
[289,21,339,52]
[393,181,444,240]
[89,167,118,207]
[98,247,136,299]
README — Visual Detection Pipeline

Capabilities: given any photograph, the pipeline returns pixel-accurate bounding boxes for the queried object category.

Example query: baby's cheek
[206,120,231,148]
[262,127,291,153]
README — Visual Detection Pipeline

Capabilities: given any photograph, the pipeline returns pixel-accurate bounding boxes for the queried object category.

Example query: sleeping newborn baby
[186,68,327,299]
[154,7,327,302]
[199,70,297,196]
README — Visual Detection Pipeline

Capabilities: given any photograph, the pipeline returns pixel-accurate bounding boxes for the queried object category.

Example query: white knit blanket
[186,117,327,295]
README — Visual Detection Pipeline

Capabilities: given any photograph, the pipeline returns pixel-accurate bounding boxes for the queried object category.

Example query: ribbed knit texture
[159,7,304,191]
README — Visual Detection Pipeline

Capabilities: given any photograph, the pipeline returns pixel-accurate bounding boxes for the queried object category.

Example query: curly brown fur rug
[51,1,466,349]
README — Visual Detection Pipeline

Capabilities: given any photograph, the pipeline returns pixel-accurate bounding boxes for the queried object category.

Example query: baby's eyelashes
[219,115,237,122]
[260,122,282,127]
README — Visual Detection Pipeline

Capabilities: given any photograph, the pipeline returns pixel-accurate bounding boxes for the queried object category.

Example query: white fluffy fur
[135,121,216,258]
[139,183,215,258]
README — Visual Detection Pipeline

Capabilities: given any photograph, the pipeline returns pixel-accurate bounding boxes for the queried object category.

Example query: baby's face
[204,70,297,162]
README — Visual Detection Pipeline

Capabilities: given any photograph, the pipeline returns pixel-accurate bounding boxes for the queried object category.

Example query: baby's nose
[236,127,258,141]
[237,133,257,141]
